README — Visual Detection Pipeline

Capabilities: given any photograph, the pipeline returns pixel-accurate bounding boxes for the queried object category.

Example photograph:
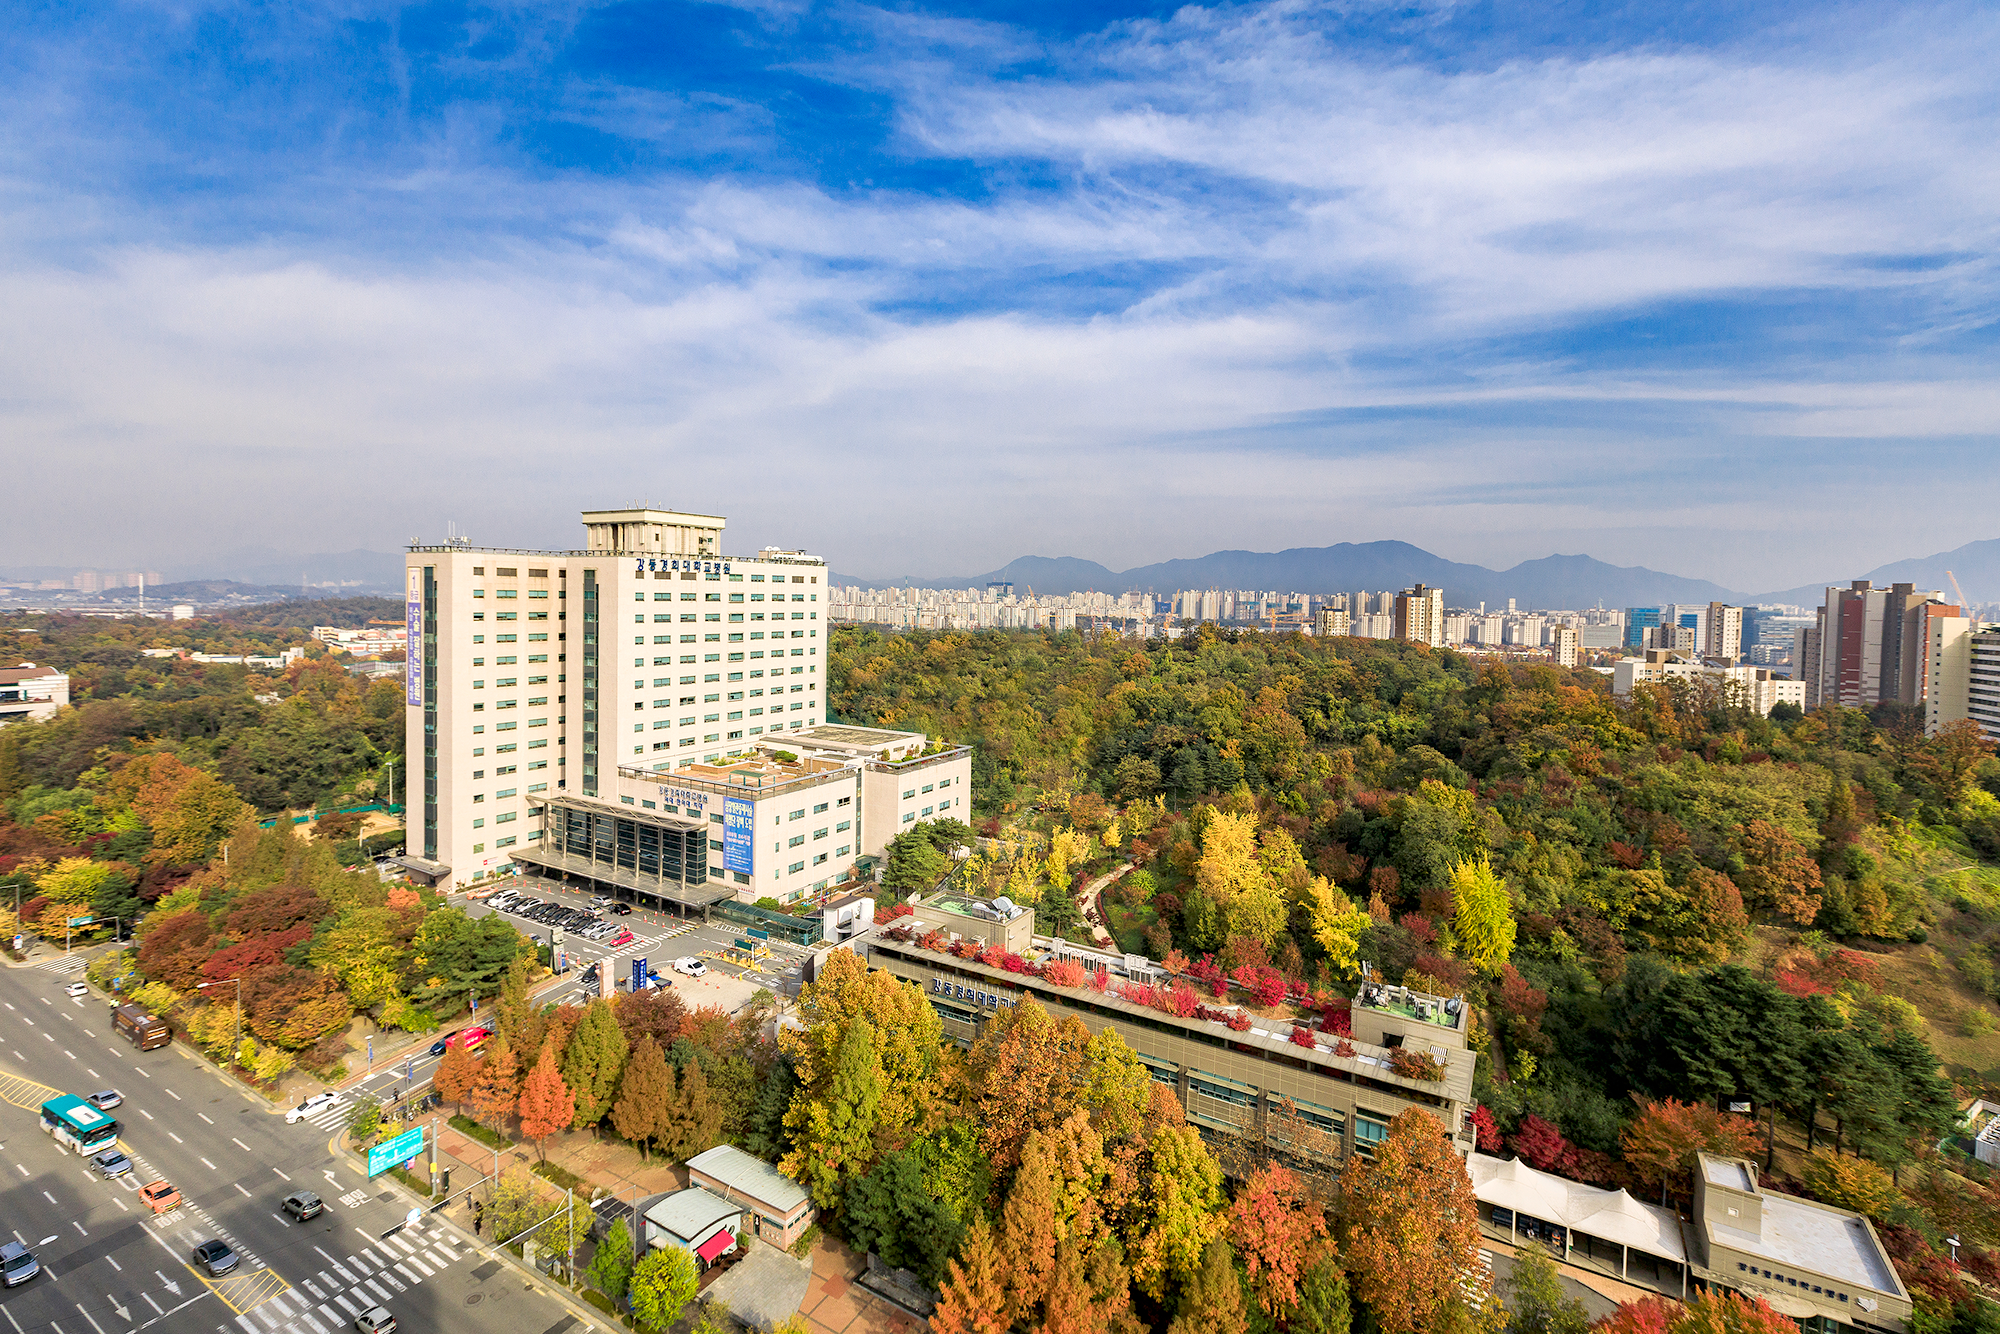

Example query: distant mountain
[1752,538,2000,607]
[835,541,1751,609]
[170,548,403,591]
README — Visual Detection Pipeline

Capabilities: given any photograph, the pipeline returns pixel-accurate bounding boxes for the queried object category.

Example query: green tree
[1504,1243,1589,1334]
[1198,811,1285,947]
[845,1150,965,1283]
[1167,1238,1247,1334]
[795,1017,882,1208]
[586,1218,634,1302]
[629,1246,699,1332]
[1451,856,1516,972]
[1293,1249,1352,1334]
[562,998,628,1131]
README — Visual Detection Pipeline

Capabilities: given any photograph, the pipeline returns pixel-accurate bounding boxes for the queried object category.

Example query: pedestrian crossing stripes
[293,1102,353,1132]
[34,956,85,975]
[226,1229,473,1334]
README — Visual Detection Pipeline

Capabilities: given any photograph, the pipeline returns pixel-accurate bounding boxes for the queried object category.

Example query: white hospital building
[404,507,970,903]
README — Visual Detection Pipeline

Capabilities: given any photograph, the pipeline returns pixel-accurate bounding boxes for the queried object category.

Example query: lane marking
[142,1293,163,1314]
[162,1087,177,1098]
[106,1258,120,1272]
[271,1169,289,1181]
[166,1132,181,1142]
[198,1114,212,1124]
[235,1139,252,1152]
[72,1304,108,1334]
[138,1109,154,1120]
[71,1221,86,1236]
[234,1183,250,1197]
[199,1157,216,1170]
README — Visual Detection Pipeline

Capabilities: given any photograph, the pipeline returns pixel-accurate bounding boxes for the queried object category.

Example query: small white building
[1612,651,1804,716]
[0,664,69,727]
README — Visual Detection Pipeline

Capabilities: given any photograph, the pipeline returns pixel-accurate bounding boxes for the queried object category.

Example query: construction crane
[1949,570,1972,613]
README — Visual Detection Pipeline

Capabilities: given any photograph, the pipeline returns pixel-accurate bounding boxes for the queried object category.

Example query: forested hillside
[830,623,2000,1334]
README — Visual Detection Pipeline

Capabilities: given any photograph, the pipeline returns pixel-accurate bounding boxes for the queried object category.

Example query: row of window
[471,634,549,643]
[1734,1263,1854,1305]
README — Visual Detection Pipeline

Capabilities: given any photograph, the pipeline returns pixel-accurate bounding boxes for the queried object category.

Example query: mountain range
[30,535,1997,613]
[833,537,2000,609]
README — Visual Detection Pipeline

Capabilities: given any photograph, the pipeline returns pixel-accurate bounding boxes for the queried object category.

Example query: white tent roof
[1469,1153,1687,1264]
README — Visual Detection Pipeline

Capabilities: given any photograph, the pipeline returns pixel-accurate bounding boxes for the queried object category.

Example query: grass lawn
[1104,899,1160,955]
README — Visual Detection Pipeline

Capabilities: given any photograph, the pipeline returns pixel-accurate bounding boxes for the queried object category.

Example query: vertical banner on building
[723,796,755,875]
[405,567,424,708]
[632,958,647,992]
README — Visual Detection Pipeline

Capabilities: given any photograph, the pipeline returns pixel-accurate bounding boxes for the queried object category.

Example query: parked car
[354,1306,398,1333]
[0,1242,38,1287]
[86,1090,122,1110]
[672,957,707,978]
[610,903,633,916]
[286,1091,341,1124]
[64,982,89,998]
[590,896,613,908]
[91,1149,133,1178]
[609,930,635,947]
[192,1240,238,1277]
[140,1179,182,1214]
[282,1191,324,1221]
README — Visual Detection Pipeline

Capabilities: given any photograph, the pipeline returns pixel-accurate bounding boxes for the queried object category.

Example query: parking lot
[462,875,810,1006]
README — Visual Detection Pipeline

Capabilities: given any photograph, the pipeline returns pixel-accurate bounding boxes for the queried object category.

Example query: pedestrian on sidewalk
[473,1202,484,1236]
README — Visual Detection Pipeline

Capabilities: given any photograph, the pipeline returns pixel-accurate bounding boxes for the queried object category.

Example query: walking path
[1076,861,1134,952]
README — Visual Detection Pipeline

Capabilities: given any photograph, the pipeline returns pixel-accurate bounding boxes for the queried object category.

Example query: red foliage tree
[1510,1114,1572,1171]
[1471,1105,1502,1153]
[137,911,213,991]
[1228,1164,1327,1317]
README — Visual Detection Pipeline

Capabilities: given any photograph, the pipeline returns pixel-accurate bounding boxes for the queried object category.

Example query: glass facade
[581,571,598,795]
[1625,607,1661,650]
[552,804,707,887]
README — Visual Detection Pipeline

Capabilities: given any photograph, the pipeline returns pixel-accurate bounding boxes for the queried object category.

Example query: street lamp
[196,977,243,1070]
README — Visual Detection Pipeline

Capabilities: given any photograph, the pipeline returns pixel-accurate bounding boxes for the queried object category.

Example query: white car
[64,983,88,998]
[671,957,707,978]
[286,1092,341,1124]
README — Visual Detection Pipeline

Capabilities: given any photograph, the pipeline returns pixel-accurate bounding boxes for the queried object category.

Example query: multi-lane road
[0,957,593,1334]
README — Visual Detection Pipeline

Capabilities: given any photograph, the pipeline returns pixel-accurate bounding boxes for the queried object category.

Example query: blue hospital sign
[723,796,755,875]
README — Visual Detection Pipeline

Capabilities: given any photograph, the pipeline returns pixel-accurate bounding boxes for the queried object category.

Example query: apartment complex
[861,891,1478,1164]
[1611,651,1804,716]
[405,507,833,889]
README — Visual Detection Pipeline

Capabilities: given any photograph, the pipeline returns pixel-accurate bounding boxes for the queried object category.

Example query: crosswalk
[291,1102,354,1133]
[234,1227,475,1334]
[34,956,85,975]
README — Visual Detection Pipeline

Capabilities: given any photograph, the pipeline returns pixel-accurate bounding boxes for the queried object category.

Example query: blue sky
[4,0,1997,586]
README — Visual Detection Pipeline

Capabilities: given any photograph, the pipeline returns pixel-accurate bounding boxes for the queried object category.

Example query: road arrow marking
[107,1296,129,1321]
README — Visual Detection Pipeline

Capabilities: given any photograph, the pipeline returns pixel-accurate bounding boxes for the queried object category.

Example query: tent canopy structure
[1468,1153,1687,1264]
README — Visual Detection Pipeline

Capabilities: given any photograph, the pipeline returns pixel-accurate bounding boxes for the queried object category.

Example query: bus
[40,1096,119,1154]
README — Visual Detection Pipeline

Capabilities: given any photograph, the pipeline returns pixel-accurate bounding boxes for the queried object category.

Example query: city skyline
[4,2,1998,583]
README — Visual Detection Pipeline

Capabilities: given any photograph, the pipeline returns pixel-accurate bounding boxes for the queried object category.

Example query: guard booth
[724,938,773,967]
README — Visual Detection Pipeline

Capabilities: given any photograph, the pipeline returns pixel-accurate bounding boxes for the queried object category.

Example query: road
[0,959,591,1334]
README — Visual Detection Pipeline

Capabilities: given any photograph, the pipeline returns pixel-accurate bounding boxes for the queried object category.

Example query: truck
[111,1004,170,1051]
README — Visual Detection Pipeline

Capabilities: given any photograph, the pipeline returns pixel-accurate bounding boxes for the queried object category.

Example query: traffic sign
[368,1125,426,1178]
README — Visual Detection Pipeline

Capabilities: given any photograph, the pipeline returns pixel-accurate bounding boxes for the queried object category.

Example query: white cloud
[0,0,1996,588]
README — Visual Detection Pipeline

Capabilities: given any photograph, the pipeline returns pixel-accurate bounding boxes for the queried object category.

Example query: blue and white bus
[40,1095,119,1154]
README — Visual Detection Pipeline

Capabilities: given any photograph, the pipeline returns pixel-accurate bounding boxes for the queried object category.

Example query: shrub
[1388,1047,1445,1082]
[1225,1011,1253,1032]
[1289,1026,1318,1048]
[1233,965,1286,1007]
[1332,1038,1356,1057]
[1041,959,1087,988]
[1167,984,1199,1018]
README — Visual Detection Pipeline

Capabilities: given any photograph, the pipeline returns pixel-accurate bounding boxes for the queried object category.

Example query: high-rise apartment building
[1315,607,1350,638]
[1392,584,1445,648]
[406,507,833,888]
[1800,582,1946,709]
[1552,625,1579,668]
[1924,616,2000,740]
[1704,603,1744,663]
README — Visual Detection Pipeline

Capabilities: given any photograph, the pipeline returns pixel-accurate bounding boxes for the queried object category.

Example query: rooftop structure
[1690,1153,1910,1332]
[1469,1153,1687,1297]
[862,893,1477,1163]
[0,663,69,728]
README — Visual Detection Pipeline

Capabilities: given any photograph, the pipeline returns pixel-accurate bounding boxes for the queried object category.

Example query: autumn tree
[433,1040,479,1111]
[1126,1118,1226,1298]
[658,1057,725,1162]
[1229,1163,1329,1320]
[1905,719,1992,808]
[1338,1109,1496,1334]
[1736,820,1823,925]
[780,950,942,1200]
[467,1037,521,1132]
[1801,1151,1898,1219]
[562,998,628,1131]
[1450,856,1515,973]
[611,1036,671,1160]
[965,999,1150,1174]
[793,1017,882,1207]
[1197,812,1286,947]
[933,1218,1012,1334]
[1167,1238,1248,1334]
[1597,1292,1795,1334]
[1620,1099,1762,1198]
[517,1040,576,1160]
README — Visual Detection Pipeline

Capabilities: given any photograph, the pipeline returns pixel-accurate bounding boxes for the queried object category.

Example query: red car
[609,931,635,948]
[450,1026,491,1051]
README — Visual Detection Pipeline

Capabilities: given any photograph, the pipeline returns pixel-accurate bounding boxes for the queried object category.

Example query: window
[813,828,827,839]
[813,802,828,814]
[789,836,805,848]
[1354,1112,1391,1155]
[903,789,915,799]
[836,820,850,832]
[902,812,916,823]
[495,812,516,824]
[837,796,851,807]
[836,845,851,857]
[789,861,806,874]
